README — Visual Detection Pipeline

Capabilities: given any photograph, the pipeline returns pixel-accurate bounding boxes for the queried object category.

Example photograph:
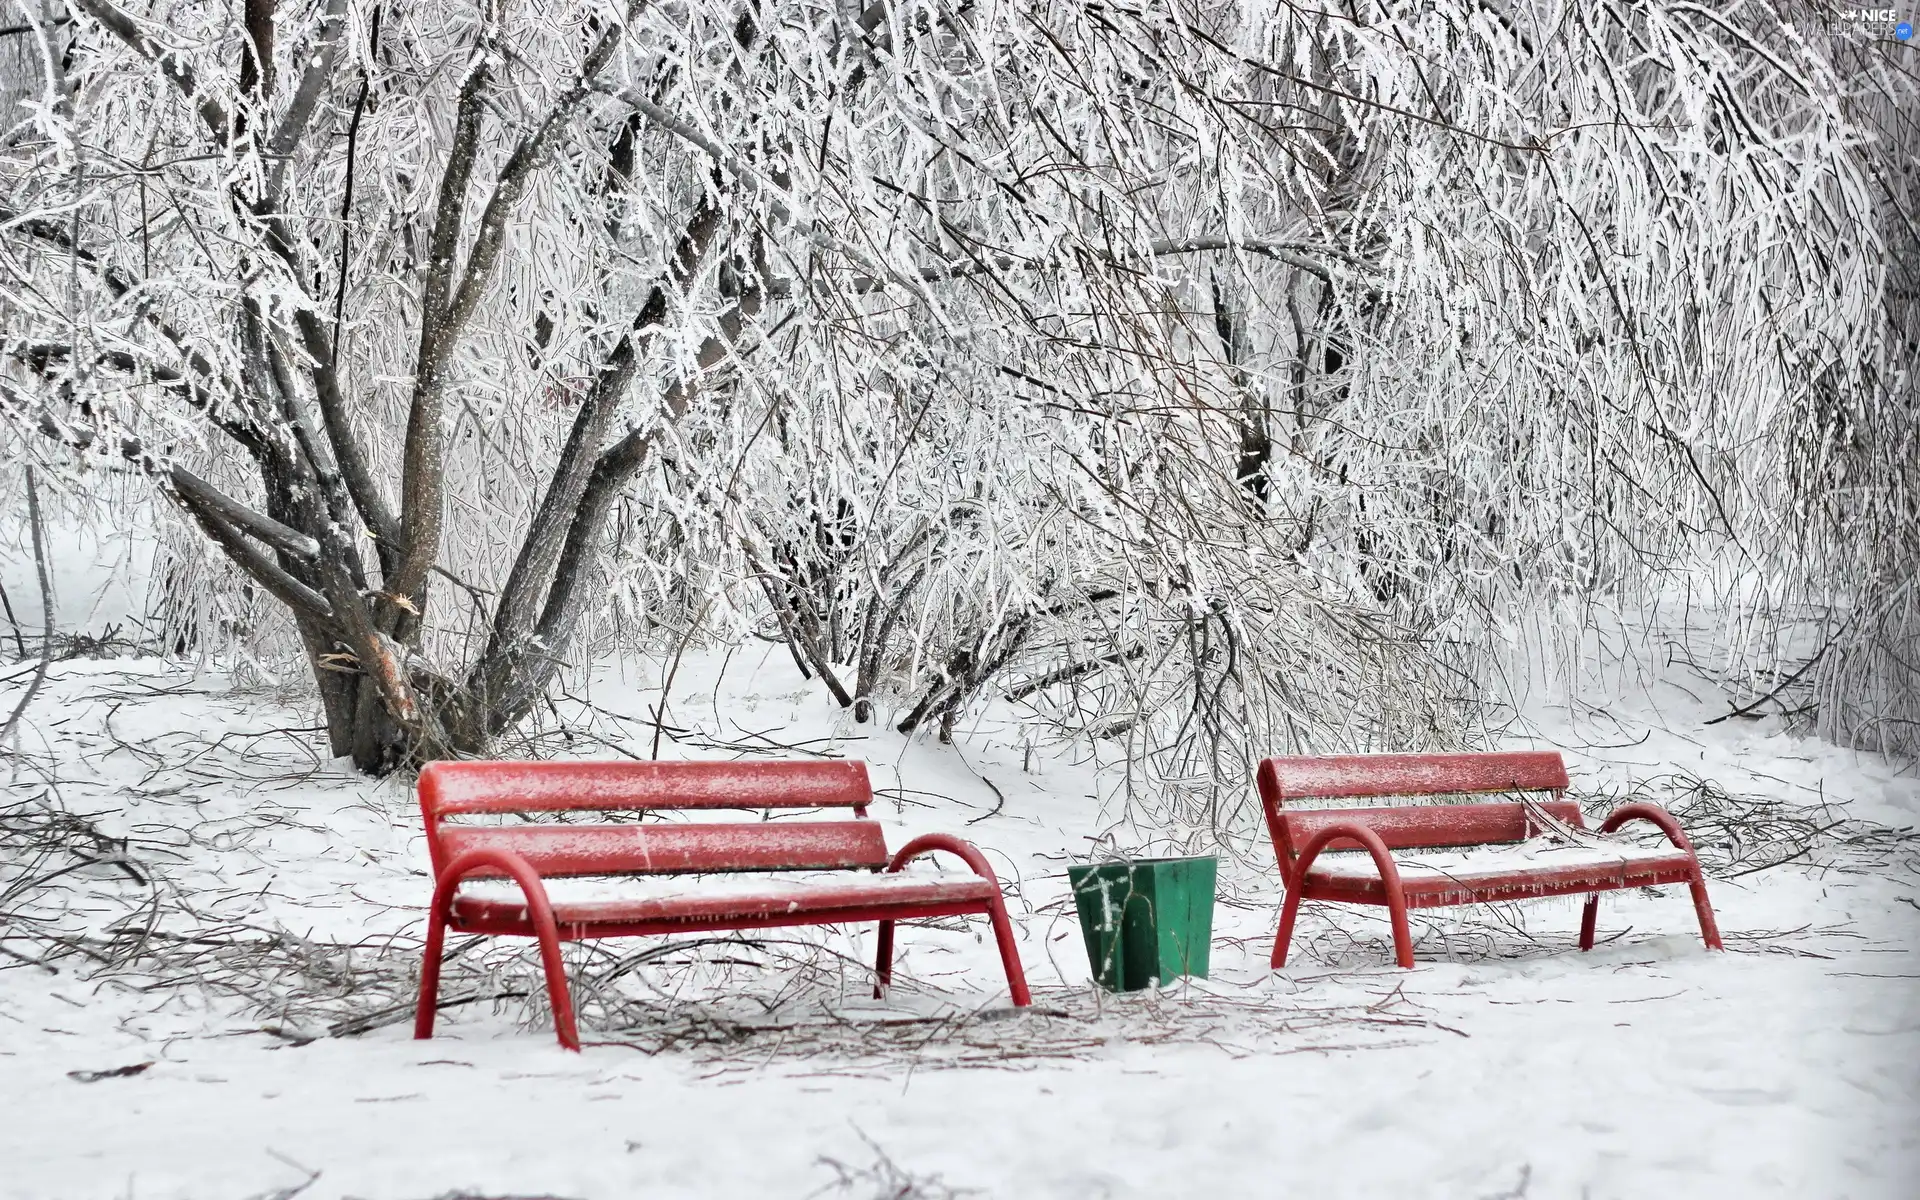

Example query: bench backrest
[419,759,883,879]
[1257,752,1576,868]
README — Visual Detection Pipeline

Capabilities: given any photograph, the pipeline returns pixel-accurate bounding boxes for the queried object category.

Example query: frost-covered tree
[1,1,1911,785]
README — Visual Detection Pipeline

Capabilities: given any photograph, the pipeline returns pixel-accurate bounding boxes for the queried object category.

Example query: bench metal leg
[873,919,895,999]
[879,835,1032,1007]
[1688,869,1724,950]
[1593,803,1726,953]
[873,908,1028,1006]
[1275,823,1415,969]
[1385,896,1414,968]
[985,895,1033,1007]
[874,905,1029,1006]
[1270,887,1304,969]
[415,848,581,1051]
[523,908,579,1051]
[1274,889,1415,969]
[1580,875,1723,952]
[415,903,451,1039]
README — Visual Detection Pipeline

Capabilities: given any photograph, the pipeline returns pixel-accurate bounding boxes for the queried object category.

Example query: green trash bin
[1067,855,1217,992]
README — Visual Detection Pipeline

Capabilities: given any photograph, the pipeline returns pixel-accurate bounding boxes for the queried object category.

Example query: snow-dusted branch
[67,0,230,140]
[167,466,319,561]
[4,0,1909,776]
[394,5,642,620]
[261,0,352,203]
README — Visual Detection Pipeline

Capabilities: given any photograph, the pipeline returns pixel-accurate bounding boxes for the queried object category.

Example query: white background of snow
[0,513,155,643]
[3,633,1917,1199]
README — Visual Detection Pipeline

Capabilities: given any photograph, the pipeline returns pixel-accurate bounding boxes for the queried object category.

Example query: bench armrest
[422,846,577,1049]
[432,846,560,930]
[1595,802,1701,857]
[1290,821,1407,894]
[884,832,1005,888]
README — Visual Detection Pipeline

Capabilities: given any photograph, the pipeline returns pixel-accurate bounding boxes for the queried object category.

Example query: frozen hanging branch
[0,0,1911,784]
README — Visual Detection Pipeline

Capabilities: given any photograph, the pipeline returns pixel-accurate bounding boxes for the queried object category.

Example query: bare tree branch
[442,10,639,338]
[261,0,351,203]
[168,466,320,560]
[473,190,725,703]
[391,56,492,611]
[393,8,638,615]
[292,310,398,555]
[0,469,54,743]
[69,0,230,141]
[170,485,336,622]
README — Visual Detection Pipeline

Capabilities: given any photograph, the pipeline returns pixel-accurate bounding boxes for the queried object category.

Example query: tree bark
[239,0,274,98]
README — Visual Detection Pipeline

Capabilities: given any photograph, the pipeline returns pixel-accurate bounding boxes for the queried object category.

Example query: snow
[0,512,155,642]
[3,650,1918,1198]
[454,868,989,910]
[1305,838,1689,880]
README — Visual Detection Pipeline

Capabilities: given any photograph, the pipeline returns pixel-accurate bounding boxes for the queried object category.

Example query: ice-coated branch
[470,188,728,718]
[495,288,763,732]
[0,470,54,743]
[822,235,1358,295]
[172,489,335,622]
[261,0,352,204]
[443,8,641,336]
[394,5,641,620]
[69,0,230,141]
[291,310,398,557]
[392,56,493,615]
[168,466,319,561]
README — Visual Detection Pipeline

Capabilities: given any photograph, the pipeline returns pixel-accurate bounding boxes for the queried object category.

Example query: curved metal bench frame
[1261,752,1723,969]
[413,760,1030,1050]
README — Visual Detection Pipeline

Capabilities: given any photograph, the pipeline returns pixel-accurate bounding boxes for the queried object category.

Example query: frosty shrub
[0,1,1912,791]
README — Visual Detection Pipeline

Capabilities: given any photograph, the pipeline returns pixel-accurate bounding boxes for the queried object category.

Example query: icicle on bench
[413,759,1031,1050]
[1259,751,1723,969]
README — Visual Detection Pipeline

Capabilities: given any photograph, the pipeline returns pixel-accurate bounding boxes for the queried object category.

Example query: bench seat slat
[450,873,998,932]
[438,821,889,877]
[1303,842,1698,905]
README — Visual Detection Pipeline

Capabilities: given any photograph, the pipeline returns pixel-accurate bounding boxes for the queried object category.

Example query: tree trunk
[297,614,490,773]
[294,620,413,772]
[317,670,488,774]
[345,676,416,774]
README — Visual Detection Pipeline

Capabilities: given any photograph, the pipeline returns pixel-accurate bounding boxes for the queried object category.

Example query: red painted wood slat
[1301,852,1699,906]
[450,875,998,931]
[1274,800,1587,861]
[1258,751,1569,803]
[420,759,872,817]
[435,821,890,878]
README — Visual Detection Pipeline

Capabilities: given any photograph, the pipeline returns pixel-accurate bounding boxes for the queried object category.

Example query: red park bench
[413,759,1031,1049]
[1259,750,1723,968]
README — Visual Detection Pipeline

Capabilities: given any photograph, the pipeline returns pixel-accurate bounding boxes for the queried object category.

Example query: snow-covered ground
[3,649,1916,1199]
[0,512,155,646]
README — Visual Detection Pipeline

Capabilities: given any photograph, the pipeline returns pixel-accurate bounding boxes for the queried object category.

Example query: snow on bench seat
[1302,838,1700,906]
[452,869,998,931]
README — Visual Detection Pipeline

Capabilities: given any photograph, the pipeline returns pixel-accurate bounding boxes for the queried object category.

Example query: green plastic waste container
[1067,855,1217,992]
